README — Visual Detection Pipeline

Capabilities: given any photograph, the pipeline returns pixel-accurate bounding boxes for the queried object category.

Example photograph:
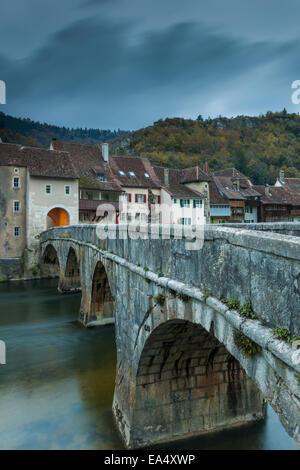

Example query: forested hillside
[127,111,300,184]
[1,110,300,185]
[0,112,129,148]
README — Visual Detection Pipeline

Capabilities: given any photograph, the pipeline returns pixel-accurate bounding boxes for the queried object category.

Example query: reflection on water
[0,280,297,450]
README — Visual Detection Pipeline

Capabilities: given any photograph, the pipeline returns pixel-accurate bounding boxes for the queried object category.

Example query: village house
[109,156,162,223]
[152,166,208,225]
[0,142,79,259]
[213,168,261,223]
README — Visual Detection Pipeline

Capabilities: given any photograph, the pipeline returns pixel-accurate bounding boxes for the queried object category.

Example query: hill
[1,110,300,185]
[0,112,129,148]
[125,111,300,184]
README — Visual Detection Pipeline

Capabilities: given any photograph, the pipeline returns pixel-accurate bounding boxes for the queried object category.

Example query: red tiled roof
[213,168,260,200]
[252,185,293,205]
[51,140,122,192]
[180,166,211,183]
[110,156,162,189]
[0,142,78,179]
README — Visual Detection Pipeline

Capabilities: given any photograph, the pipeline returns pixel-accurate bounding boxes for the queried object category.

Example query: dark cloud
[2,13,300,129]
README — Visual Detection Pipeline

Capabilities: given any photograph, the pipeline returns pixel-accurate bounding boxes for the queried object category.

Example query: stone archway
[125,319,265,448]
[58,247,81,294]
[42,244,60,277]
[46,207,69,228]
[89,260,115,325]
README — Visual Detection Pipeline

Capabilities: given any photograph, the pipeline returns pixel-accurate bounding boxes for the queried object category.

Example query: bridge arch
[131,319,265,447]
[89,260,115,326]
[42,243,60,277]
[58,247,81,294]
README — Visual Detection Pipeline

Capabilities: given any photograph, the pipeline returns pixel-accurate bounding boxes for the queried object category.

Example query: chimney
[102,143,109,163]
[164,168,169,186]
[265,184,270,196]
[279,170,285,184]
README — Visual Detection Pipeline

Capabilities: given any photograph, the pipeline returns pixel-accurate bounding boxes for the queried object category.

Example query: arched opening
[60,247,81,293]
[134,319,265,447]
[46,207,69,228]
[90,261,114,324]
[43,244,60,277]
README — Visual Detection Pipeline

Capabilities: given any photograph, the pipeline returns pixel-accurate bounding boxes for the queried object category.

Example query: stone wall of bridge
[40,223,300,335]
[39,224,300,448]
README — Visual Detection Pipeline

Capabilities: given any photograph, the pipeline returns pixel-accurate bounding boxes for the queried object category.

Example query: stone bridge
[39,223,300,449]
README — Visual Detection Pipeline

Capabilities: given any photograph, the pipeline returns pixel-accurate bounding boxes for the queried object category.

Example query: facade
[0,157,27,258]
[0,143,79,259]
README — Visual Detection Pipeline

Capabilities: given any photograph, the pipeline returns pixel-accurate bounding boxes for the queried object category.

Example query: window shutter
[144,194,146,203]
[193,200,196,208]
[135,194,138,203]
[158,196,160,204]
[180,199,183,208]
[128,193,132,202]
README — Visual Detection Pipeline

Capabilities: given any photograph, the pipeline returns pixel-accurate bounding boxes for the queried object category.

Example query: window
[97,172,107,182]
[193,199,203,208]
[128,171,136,177]
[45,184,52,195]
[180,218,191,225]
[118,170,126,176]
[65,185,71,195]
[13,177,20,188]
[135,194,146,203]
[14,168,19,174]
[14,227,21,238]
[180,199,190,207]
[13,201,20,213]
[173,199,177,204]
[144,173,150,178]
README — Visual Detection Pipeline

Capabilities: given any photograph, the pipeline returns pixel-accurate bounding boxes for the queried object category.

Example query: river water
[0,279,296,450]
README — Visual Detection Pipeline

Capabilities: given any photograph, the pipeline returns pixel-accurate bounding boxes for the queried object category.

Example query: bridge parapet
[40,223,300,335]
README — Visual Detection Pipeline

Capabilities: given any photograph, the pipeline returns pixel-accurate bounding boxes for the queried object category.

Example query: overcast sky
[1,0,300,130]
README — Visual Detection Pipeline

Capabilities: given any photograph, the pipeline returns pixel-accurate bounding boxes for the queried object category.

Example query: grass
[234,331,262,357]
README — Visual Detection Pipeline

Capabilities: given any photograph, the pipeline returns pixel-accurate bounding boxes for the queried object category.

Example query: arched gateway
[46,207,69,228]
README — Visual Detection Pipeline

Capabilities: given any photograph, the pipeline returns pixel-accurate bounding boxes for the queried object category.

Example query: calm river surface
[0,279,296,450]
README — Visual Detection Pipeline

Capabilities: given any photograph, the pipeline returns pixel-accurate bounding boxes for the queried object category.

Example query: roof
[252,185,293,205]
[180,166,211,184]
[0,142,78,179]
[214,168,249,179]
[282,178,300,193]
[109,156,162,189]
[213,168,260,200]
[209,176,230,205]
[51,140,122,192]
[153,166,205,198]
